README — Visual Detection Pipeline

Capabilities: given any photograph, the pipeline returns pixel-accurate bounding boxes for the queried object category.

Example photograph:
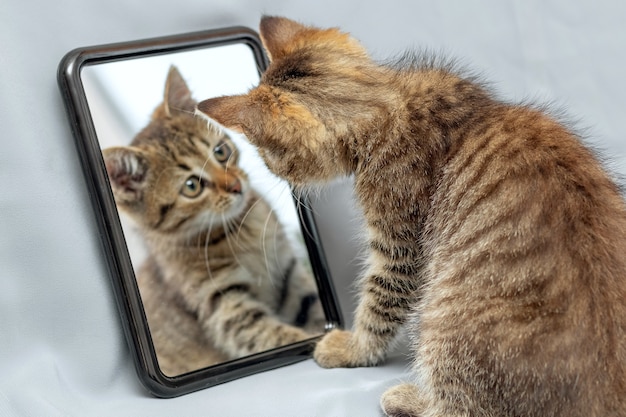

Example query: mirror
[58,27,342,398]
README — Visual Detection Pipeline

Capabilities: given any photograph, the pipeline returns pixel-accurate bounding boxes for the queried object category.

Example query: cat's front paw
[380,383,425,417]
[314,329,355,368]
[314,329,382,368]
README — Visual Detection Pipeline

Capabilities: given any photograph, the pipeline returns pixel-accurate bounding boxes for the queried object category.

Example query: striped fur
[103,66,324,376]
[196,16,626,417]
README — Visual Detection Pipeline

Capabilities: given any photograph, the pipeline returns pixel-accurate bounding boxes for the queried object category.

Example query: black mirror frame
[57,26,343,398]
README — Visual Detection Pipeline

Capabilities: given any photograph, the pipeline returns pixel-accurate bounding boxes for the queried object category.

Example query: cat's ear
[196,95,252,135]
[102,146,149,204]
[259,15,308,61]
[260,16,368,62]
[156,65,196,118]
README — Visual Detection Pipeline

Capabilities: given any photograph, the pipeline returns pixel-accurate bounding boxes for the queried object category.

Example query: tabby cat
[103,66,324,376]
[196,16,626,417]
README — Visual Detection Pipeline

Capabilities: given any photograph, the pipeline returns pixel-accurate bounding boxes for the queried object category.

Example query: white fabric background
[1,0,625,416]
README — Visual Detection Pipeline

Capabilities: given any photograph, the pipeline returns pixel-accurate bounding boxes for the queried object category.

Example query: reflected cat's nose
[229,178,242,194]
[223,177,242,194]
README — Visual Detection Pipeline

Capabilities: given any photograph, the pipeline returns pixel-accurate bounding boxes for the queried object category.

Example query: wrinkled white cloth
[1,0,625,415]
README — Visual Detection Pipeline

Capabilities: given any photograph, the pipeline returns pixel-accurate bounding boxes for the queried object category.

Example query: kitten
[103,66,325,376]
[196,16,626,417]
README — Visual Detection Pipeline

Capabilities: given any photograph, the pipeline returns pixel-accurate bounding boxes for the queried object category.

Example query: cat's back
[420,103,626,415]
[431,103,626,275]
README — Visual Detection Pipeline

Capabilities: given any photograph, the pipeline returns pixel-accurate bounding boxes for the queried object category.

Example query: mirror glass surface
[80,43,328,379]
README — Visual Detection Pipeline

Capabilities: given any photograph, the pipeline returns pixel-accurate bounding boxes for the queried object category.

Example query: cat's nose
[225,178,242,194]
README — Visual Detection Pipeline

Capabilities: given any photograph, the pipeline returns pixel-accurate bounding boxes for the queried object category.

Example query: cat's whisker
[260,207,276,288]
[270,207,283,274]
[290,187,318,244]
[200,156,212,182]
[226,215,247,254]
[195,109,227,137]
[255,178,296,273]
[221,213,243,267]
[221,214,258,286]
[223,148,237,175]
[236,195,264,238]
[201,212,222,288]
[202,218,214,272]
[169,104,195,116]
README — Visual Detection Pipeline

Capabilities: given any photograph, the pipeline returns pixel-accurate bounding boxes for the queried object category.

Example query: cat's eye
[213,141,232,163]
[181,176,204,198]
[58,28,342,398]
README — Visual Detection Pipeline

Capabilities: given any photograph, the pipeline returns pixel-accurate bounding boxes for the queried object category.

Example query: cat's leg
[200,290,312,358]
[314,254,421,368]
[380,383,425,417]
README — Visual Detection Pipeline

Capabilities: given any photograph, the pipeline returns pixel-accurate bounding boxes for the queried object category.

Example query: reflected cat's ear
[103,146,148,204]
[259,15,309,61]
[155,65,196,119]
[196,95,250,135]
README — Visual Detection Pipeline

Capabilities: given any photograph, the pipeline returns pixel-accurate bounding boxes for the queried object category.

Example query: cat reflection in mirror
[102,66,325,376]
[197,16,626,417]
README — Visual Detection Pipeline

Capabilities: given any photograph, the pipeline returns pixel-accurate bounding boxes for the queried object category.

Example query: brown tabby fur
[103,66,324,376]
[196,16,626,417]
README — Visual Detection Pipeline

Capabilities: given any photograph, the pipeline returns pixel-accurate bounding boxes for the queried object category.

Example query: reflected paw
[282,326,312,345]
[380,383,424,417]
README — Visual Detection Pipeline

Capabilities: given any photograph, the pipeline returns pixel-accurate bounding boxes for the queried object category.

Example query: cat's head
[103,66,251,236]
[196,16,385,187]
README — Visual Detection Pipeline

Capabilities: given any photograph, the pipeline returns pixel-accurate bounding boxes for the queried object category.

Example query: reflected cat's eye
[213,140,232,163]
[181,176,204,198]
